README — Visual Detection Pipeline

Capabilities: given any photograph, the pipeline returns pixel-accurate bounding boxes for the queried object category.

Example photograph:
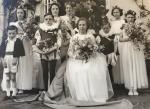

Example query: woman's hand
[3,59,7,68]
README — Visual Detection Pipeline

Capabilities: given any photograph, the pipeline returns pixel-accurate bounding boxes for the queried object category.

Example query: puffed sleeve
[67,36,76,58]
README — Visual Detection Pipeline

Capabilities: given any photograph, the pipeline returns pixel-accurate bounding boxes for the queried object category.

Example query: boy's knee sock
[10,80,17,96]
[6,89,10,96]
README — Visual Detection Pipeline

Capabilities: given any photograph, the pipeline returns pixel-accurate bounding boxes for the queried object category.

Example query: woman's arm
[67,37,76,58]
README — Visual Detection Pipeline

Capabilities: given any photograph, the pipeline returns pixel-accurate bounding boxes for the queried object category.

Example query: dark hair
[101,21,111,28]
[77,17,89,30]
[16,6,27,19]
[7,25,18,33]
[44,13,54,19]
[111,5,123,16]
[49,3,60,16]
[125,10,136,22]
[64,1,75,8]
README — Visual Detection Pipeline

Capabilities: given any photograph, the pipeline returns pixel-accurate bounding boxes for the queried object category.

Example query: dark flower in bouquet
[72,37,98,62]
[18,18,38,40]
[42,29,58,54]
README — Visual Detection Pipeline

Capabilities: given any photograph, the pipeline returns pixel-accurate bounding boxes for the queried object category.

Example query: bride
[65,18,114,103]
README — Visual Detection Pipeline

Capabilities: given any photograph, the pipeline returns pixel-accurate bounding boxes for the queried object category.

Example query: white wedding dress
[65,33,114,103]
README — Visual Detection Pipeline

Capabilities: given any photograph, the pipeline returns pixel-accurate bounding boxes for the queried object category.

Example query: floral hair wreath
[125,10,136,17]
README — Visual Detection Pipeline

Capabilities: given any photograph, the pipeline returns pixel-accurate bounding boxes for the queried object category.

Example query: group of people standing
[0,0,150,103]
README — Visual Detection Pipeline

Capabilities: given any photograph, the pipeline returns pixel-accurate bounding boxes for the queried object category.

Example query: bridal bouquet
[72,37,98,62]
[123,23,146,49]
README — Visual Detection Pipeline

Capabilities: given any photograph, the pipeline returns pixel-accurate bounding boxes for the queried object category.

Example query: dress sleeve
[35,30,41,45]
[57,30,62,47]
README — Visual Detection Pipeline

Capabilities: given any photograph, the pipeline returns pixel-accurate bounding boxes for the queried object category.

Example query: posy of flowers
[72,37,98,62]
[38,29,58,53]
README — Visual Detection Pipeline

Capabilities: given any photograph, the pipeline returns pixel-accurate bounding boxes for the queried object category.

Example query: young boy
[0,25,25,99]
[98,22,116,83]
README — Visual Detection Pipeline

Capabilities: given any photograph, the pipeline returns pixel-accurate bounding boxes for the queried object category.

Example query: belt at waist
[5,52,13,55]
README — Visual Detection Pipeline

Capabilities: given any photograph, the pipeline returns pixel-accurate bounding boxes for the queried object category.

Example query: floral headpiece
[125,10,136,17]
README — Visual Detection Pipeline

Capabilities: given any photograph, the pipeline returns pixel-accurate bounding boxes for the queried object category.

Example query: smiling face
[44,15,54,25]
[51,4,59,17]
[78,20,87,34]
[17,9,25,21]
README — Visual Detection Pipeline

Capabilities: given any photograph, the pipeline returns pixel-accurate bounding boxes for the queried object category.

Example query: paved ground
[0,62,150,109]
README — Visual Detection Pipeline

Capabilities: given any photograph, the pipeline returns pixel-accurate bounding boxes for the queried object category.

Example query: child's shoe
[18,90,23,94]
[128,90,133,96]
[12,89,17,97]
[133,90,139,96]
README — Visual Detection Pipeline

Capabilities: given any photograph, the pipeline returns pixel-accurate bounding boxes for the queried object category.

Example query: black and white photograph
[0,0,150,109]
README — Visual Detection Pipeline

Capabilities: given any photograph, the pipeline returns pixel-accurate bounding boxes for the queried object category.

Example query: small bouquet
[72,37,98,62]
[122,23,146,49]
[41,29,58,52]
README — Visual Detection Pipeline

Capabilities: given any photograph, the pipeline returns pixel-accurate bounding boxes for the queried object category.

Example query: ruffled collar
[7,37,17,42]
[99,30,112,38]
[39,22,59,32]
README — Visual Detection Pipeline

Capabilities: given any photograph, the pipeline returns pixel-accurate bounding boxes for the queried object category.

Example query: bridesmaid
[119,10,148,95]
[61,2,79,36]
[49,3,61,23]
[10,6,33,93]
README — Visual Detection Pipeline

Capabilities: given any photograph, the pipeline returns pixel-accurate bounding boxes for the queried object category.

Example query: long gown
[10,21,33,90]
[121,28,148,90]
[110,19,125,84]
[32,45,44,90]
[65,33,114,102]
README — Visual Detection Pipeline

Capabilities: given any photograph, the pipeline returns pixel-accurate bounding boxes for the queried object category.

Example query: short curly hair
[111,5,123,16]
